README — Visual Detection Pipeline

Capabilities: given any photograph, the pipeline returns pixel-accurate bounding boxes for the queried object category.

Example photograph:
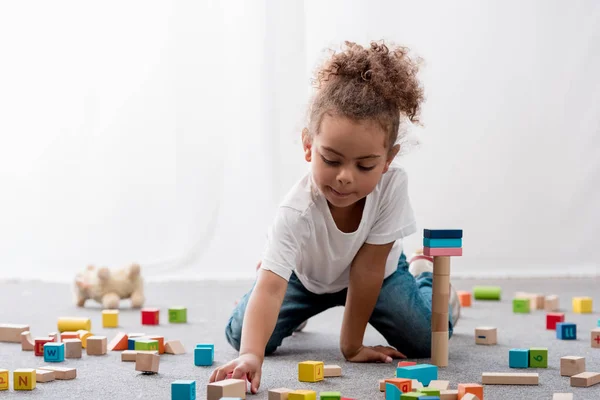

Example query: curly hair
[308,40,425,151]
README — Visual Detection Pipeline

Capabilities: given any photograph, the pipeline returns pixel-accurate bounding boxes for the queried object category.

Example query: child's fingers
[214,363,236,382]
[230,365,248,381]
[374,345,407,359]
[249,370,262,394]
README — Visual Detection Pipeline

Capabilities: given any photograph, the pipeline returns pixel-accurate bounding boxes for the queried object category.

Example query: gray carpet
[1,277,599,399]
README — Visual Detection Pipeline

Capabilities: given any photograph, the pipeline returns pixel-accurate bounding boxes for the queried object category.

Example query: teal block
[509,348,529,368]
[419,397,440,400]
[171,380,196,400]
[194,345,214,366]
[529,347,548,368]
[513,298,530,313]
[385,383,401,399]
[597,319,600,327]
[423,238,462,248]
[396,364,437,386]
[44,342,65,362]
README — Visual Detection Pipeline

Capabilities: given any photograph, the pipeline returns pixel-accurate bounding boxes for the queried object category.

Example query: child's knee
[225,319,242,351]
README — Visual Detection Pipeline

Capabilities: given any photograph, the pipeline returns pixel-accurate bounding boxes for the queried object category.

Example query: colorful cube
[34,337,54,356]
[457,383,483,400]
[396,364,438,386]
[556,322,577,340]
[513,298,530,313]
[424,229,462,239]
[457,291,472,307]
[141,308,160,325]
[171,379,196,400]
[398,361,417,367]
[591,328,600,348]
[169,307,187,323]
[288,389,317,400]
[419,397,440,400]
[194,344,214,366]
[135,339,159,352]
[319,392,341,400]
[419,387,441,396]
[149,336,165,354]
[423,238,462,248]
[546,313,565,330]
[572,297,592,313]
[14,369,36,390]
[385,378,412,393]
[399,393,424,399]
[509,349,529,368]
[44,342,65,362]
[102,310,119,328]
[298,361,324,382]
[529,347,548,368]
[0,369,8,391]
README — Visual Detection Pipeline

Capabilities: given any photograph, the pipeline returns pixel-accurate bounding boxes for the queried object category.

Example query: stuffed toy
[74,263,145,309]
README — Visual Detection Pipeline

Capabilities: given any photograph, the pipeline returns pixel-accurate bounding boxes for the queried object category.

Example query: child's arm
[340,242,406,362]
[209,268,288,393]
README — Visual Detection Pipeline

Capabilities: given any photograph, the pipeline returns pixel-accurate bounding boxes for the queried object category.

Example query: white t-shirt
[260,161,417,294]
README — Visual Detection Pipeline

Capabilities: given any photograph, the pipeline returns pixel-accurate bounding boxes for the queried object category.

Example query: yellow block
[77,330,93,348]
[0,369,8,391]
[14,369,36,390]
[298,361,324,383]
[289,389,317,400]
[573,297,593,313]
[102,310,119,328]
[57,317,91,333]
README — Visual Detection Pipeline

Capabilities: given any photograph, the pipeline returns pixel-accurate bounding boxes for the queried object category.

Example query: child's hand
[344,345,406,363]
[209,353,263,394]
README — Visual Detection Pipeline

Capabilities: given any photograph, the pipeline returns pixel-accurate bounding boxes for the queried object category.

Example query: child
[209,40,461,393]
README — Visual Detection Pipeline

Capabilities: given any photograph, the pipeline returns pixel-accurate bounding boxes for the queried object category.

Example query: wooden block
[546,313,565,330]
[165,339,186,355]
[141,308,160,325]
[35,369,56,383]
[172,380,196,400]
[384,378,412,393]
[298,361,324,382]
[429,380,450,390]
[122,350,158,362]
[135,339,159,352]
[560,356,585,377]
[0,369,8,391]
[86,336,107,355]
[288,390,316,399]
[34,337,54,356]
[457,383,483,400]
[168,306,187,323]
[44,342,65,362]
[432,256,451,275]
[57,317,91,332]
[431,331,448,367]
[206,378,246,400]
[398,361,417,367]
[440,389,458,400]
[14,369,36,390]
[135,352,160,374]
[269,387,292,399]
[0,324,30,342]
[60,332,79,341]
[481,372,539,385]
[21,331,34,351]
[572,296,592,313]
[432,312,449,332]
[411,379,423,390]
[424,247,462,256]
[38,366,76,380]
[379,379,385,392]
[432,274,451,297]
[457,291,471,307]
[77,330,93,348]
[48,332,60,342]
[323,364,341,377]
[591,328,600,348]
[424,238,462,248]
[475,327,497,345]
[461,394,480,400]
[149,335,165,354]
[513,298,530,313]
[570,371,600,387]
[520,293,544,309]
[63,339,82,359]
[102,309,119,328]
[473,286,501,300]
[544,295,559,311]
[108,332,129,351]
[424,229,463,239]
[552,394,573,400]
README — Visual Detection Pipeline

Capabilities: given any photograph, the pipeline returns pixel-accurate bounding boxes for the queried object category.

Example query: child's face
[303,114,398,210]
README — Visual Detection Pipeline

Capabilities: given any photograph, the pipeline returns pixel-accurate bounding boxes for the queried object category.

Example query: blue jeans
[225,253,454,358]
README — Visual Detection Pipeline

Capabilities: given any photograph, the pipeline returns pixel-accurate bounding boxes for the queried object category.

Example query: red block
[34,337,54,356]
[546,312,565,330]
[398,361,417,367]
[141,308,160,325]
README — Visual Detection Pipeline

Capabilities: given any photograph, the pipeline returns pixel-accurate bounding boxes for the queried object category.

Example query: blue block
[556,322,577,340]
[171,380,196,400]
[195,343,214,350]
[44,342,65,362]
[597,319,600,327]
[385,383,401,400]
[509,348,529,368]
[128,338,137,350]
[396,364,438,386]
[420,397,441,400]
[423,238,462,248]
[423,229,462,239]
[194,346,214,366]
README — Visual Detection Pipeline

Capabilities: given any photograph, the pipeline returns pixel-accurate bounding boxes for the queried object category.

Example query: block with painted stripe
[423,238,462,248]
[424,229,463,239]
[424,247,463,257]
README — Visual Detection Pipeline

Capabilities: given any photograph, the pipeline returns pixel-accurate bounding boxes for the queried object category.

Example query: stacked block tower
[423,228,463,367]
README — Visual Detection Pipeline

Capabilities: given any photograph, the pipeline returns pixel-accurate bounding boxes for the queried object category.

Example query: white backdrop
[1,0,599,282]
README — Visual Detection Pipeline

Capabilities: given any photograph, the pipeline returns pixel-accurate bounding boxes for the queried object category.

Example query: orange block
[148,336,165,354]
[457,291,472,307]
[61,332,79,341]
[384,378,412,393]
[458,383,484,400]
[108,332,129,351]
[398,361,417,367]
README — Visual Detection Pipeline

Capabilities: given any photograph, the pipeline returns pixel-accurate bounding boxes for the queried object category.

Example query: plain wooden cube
[206,378,246,400]
[165,340,186,355]
[0,324,30,343]
[475,327,497,345]
[544,295,560,311]
[429,380,450,390]
[135,352,160,374]
[570,371,600,387]
[440,389,459,400]
[269,387,292,399]
[35,369,56,383]
[21,331,34,351]
[63,339,82,359]
[38,366,76,380]
[560,356,585,377]
[553,394,573,400]
[86,336,107,355]
[323,364,342,377]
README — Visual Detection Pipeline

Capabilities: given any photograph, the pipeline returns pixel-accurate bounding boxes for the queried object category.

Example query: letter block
[0,369,8,391]
[591,328,600,348]
[298,361,324,382]
[557,323,577,340]
[44,342,65,362]
[141,308,160,325]
[169,307,187,323]
[171,379,196,400]
[457,383,483,400]
[14,369,36,390]
[513,298,530,313]
[384,378,412,393]
[529,347,548,368]
[546,313,565,330]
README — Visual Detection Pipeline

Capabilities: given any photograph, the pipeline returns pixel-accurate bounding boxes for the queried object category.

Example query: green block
[529,347,548,368]
[319,392,341,400]
[401,392,425,399]
[513,298,530,313]
[169,307,187,323]
[419,387,441,396]
[473,286,502,300]
[135,339,158,351]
